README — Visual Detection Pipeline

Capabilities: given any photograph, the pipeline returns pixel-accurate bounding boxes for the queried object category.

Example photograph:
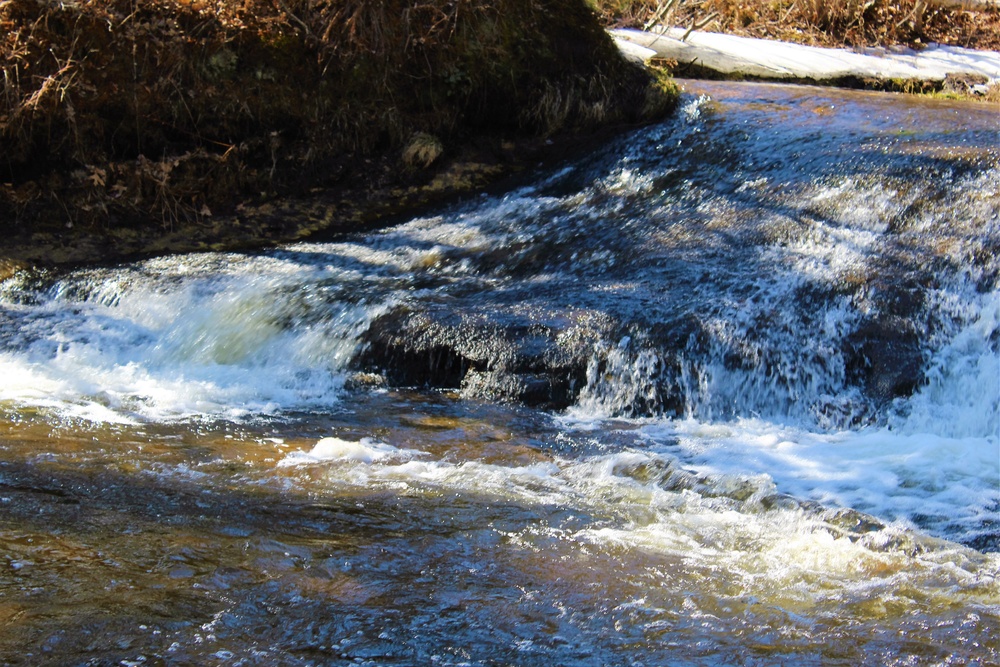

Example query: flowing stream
[0,81,997,666]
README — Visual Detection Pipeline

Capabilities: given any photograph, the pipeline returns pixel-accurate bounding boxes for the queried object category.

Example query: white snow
[612,27,1000,89]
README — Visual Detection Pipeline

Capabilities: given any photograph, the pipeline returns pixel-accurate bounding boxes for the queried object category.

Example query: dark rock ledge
[353,304,620,410]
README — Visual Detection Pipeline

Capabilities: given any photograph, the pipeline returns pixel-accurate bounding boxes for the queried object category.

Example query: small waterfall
[1,87,996,439]
[565,92,1000,437]
[890,292,1000,438]
[575,274,999,437]
[0,252,393,422]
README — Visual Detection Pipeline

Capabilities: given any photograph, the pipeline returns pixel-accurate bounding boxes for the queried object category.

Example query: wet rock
[647,314,711,354]
[354,305,615,408]
[760,493,803,512]
[823,507,887,536]
[611,457,674,485]
[845,315,924,403]
[699,475,771,502]
[462,370,567,406]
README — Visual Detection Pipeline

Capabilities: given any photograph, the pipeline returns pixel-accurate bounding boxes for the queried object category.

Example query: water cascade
[0,81,996,665]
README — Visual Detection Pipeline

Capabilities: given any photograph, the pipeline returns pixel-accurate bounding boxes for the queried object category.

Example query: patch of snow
[612,27,1000,86]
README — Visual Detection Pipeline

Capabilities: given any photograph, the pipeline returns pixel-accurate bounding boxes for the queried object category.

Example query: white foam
[894,293,1000,439]
[0,253,387,422]
[635,417,999,546]
[569,509,999,616]
[275,436,1000,608]
[279,437,421,466]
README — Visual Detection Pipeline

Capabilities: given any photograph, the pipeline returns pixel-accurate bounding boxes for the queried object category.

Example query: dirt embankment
[0,0,677,268]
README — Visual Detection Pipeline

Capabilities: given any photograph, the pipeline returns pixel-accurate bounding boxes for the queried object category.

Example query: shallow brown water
[2,391,997,666]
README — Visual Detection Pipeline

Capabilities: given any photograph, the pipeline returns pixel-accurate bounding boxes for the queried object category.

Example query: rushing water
[0,81,998,666]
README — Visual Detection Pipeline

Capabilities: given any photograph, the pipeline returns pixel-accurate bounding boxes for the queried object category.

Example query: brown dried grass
[0,0,666,240]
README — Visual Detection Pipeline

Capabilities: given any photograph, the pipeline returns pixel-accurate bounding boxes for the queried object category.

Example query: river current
[0,81,997,665]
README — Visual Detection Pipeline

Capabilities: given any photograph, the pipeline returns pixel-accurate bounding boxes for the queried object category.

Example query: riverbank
[4,1,998,273]
[0,0,677,269]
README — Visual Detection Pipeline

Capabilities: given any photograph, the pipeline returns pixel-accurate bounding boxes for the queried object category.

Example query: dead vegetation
[0,0,674,260]
[592,0,1000,50]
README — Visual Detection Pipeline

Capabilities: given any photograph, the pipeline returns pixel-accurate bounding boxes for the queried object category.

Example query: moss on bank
[0,0,677,265]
